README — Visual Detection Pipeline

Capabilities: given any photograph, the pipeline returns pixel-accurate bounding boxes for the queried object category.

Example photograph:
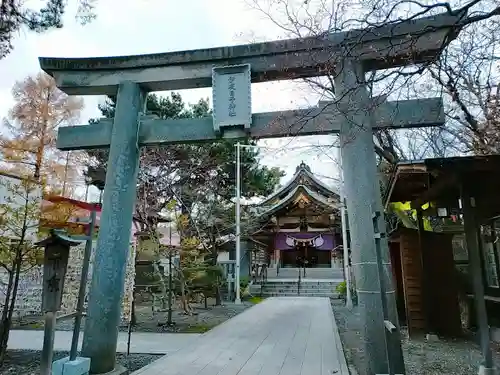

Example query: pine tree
[0,0,95,59]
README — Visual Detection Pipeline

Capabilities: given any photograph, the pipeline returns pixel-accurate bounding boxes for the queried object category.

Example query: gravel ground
[12,299,254,333]
[331,299,500,375]
[0,350,163,375]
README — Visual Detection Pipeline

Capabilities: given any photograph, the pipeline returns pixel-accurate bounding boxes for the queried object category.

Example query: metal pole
[338,146,353,309]
[127,300,134,356]
[62,151,71,197]
[40,311,57,375]
[70,207,97,360]
[373,211,394,375]
[84,184,90,202]
[235,142,241,304]
[167,220,174,325]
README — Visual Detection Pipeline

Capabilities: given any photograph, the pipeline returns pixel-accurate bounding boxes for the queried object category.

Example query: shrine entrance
[40,12,459,375]
[277,231,335,268]
[281,245,331,268]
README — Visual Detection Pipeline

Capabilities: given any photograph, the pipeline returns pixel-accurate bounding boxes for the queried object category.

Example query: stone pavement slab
[7,329,200,354]
[130,297,349,375]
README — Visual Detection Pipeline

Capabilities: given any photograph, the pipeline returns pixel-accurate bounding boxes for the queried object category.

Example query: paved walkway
[131,297,348,375]
[7,329,200,354]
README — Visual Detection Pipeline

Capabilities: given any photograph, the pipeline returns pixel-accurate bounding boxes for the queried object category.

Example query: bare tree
[247,0,500,164]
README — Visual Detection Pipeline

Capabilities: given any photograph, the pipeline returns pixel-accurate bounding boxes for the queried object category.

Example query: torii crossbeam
[57,98,444,150]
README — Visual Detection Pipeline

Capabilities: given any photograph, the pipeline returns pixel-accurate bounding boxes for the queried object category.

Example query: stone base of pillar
[478,365,498,375]
[100,364,128,375]
[52,356,91,375]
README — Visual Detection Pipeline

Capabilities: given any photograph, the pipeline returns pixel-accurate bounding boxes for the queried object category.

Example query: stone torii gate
[39,12,460,375]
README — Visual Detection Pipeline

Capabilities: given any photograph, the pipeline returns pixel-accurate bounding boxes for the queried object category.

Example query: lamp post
[338,146,353,309]
[234,142,265,304]
[235,142,242,304]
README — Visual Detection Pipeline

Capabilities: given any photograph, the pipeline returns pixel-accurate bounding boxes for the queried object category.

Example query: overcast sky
[0,0,341,200]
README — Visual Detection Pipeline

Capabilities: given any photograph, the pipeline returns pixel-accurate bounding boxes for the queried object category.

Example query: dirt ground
[11,297,258,333]
[130,298,255,333]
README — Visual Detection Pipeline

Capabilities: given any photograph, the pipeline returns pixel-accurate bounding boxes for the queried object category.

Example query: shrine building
[250,162,344,273]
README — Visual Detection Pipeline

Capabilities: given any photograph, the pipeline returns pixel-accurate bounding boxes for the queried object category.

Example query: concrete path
[131,297,349,375]
[7,329,200,354]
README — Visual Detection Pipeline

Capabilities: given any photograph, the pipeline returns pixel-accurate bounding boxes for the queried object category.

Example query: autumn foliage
[0,73,84,195]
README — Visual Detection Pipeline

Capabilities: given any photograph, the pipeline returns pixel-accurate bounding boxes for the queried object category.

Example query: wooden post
[416,208,435,337]
[461,183,496,374]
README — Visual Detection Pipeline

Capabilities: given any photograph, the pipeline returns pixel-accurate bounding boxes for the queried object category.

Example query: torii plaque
[39,11,462,375]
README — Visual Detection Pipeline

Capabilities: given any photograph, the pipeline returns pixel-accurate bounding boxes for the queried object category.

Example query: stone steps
[260,292,340,298]
[266,267,344,280]
[258,281,340,287]
[250,278,343,298]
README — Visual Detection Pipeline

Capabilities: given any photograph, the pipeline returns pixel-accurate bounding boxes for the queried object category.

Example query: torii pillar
[80,82,146,374]
[336,60,405,374]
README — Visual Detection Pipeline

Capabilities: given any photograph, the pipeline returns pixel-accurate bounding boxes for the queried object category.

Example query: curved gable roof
[258,184,337,218]
[259,162,339,207]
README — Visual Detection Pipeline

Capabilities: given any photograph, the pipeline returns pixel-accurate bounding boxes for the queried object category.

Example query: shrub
[336,281,347,297]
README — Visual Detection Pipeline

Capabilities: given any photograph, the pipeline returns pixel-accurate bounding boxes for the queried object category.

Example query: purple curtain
[274,232,335,251]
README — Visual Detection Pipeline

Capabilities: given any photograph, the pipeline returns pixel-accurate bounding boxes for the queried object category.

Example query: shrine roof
[257,183,337,218]
[259,162,339,208]
[384,154,500,220]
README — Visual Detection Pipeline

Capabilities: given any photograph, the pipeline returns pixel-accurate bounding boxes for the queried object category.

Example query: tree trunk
[179,272,191,315]
[131,293,137,326]
[0,246,23,366]
[0,268,14,366]
[152,261,168,311]
[214,282,222,306]
[209,238,222,306]
[0,179,32,366]
[167,251,173,325]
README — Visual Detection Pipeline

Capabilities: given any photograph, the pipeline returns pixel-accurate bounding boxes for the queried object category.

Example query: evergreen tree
[84,92,284,219]
[0,0,95,59]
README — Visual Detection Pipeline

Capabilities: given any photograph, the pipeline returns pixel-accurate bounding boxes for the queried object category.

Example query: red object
[45,195,102,212]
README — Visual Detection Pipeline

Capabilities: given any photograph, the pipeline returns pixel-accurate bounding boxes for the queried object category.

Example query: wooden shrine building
[250,162,343,270]
[385,155,500,344]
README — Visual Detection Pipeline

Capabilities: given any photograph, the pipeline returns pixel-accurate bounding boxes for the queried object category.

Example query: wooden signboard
[42,244,70,312]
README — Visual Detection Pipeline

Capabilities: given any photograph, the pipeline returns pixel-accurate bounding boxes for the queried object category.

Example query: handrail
[297,267,301,296]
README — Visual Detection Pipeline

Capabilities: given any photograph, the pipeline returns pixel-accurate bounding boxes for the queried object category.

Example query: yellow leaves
[41,200,78,224]
[165,199,177,211]
[176,214,190,232]
[390,201,433,231]
[1,72,85,195]
[0,238,41,270]
[181,236,201,250]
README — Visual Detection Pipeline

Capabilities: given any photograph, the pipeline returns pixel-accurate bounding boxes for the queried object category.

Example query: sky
[0,0,341,200]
